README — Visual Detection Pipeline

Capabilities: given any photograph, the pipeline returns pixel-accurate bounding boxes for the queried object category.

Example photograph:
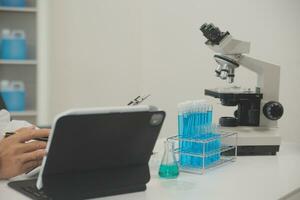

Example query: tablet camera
[150,113,164,126]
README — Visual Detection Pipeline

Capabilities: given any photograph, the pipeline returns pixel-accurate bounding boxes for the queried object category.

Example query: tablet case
[8,108,165,199]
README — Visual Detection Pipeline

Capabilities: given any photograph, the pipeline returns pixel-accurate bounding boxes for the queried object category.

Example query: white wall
[49,0,300,142]
[49,0,142,115]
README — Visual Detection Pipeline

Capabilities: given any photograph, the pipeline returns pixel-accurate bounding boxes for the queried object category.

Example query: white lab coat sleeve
[0,109,33,140]
[0,109,10,139]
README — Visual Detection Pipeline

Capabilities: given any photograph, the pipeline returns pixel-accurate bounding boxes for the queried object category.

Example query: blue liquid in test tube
[207,110,213,124]
[178,113,188,166]
[191,105,206,168]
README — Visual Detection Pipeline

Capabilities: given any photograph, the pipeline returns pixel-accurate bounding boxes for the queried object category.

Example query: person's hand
[0,127,50,179]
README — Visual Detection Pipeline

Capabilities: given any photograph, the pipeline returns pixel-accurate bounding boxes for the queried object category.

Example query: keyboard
[8,179,52,200]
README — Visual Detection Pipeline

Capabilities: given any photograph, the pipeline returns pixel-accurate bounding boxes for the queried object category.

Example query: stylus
[4,132,48,142]
[127,94,151,106]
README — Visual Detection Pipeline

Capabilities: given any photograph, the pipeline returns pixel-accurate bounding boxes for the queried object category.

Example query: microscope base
[223,145,280,156]
[221,127,281,156]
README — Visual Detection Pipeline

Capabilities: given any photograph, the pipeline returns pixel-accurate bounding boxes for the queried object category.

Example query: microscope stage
[205,88,262,98]
[206,86,257,93]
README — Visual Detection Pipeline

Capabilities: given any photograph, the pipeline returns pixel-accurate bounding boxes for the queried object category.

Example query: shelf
[0,6,37,13]
[0,59,37,65]
[10,110,37,117]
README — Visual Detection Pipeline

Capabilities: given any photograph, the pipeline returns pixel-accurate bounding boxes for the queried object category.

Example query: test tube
[191,102,204,168]
[207,104,213,124]
[178,103,187,166]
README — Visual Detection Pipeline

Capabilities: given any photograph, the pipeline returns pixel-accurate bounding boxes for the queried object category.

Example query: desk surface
[1,141,300,200]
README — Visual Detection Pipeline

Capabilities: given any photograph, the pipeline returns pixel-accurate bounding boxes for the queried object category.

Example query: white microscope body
[201,23,283,155]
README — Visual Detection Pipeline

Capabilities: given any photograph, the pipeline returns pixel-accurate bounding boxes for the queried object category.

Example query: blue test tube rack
[168,132,237,174]
[178,101,221,168]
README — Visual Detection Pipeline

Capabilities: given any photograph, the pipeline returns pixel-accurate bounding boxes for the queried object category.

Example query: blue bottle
[1,30,27,60]
[0,80,25,112]
[1,0,25,7]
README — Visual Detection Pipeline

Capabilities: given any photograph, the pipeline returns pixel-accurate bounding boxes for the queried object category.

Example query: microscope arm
[238,55,280,102]
[237,55,281,127]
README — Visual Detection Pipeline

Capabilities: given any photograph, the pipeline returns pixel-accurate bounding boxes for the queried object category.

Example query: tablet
[9,105,165,199]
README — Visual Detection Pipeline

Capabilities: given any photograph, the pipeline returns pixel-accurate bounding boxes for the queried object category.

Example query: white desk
[1,141,300,200]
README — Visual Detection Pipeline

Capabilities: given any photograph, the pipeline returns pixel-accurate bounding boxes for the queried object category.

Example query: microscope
[200,23,284,155]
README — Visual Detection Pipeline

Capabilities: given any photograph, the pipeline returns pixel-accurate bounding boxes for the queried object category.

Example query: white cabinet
[0,0,49,125]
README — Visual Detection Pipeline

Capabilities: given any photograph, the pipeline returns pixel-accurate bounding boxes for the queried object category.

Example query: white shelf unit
[10,110,37,117]
[0,0,49,125]
[0,59,37,65]
[0,6,37,13]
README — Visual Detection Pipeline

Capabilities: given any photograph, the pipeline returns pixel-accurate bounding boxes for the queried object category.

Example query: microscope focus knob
[263,101,284,120]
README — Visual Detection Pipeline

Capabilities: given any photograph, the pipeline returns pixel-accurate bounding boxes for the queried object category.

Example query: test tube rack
[167,131,238,174]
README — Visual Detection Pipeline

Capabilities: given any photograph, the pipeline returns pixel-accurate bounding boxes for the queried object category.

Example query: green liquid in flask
[159,164,179,178]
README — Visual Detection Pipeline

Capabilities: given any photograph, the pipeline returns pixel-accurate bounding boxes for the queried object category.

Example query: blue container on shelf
[0,80,26,112]
[0,0,25,7]
[1,29,27,60]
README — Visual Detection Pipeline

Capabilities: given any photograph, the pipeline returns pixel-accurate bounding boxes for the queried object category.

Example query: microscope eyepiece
[200,23,230,45]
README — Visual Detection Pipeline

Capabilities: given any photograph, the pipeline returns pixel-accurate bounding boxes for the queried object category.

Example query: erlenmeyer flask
[159,141,179,178]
